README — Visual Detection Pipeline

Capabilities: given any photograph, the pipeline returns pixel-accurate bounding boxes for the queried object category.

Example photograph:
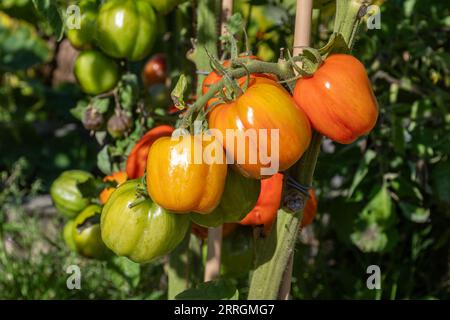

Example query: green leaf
[32,0,64,41]
[226,13,244,36]
[349,185,398,253]
[46,3,64,40]
[70,99,89,120]
[31,0,50,12]
[92,98,110,114]
[350,222,398,253]
[97,145,113,175]
[360,185,394,226]
[398,202,430,223]
[171,74,187,110]
[175,279,238,300]
[119,73,139,110]
[108,256,140,290]
[348,150,376,198]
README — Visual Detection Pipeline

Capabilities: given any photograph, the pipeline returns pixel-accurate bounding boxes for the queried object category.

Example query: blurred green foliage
[0,0,449,299]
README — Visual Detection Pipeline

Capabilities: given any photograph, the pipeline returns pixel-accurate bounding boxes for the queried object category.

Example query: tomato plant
[146,134,227,214]
[95,0,157,61]
[293,54,379,144]
[208,77,312,179]
[72,204,112,260]
[190,168,260,227]
[74,50,120,95]
[101,180,190,263]
[50,170,93,219]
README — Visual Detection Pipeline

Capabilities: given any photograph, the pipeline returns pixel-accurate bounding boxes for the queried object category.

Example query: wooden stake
[204,226,223,281]
[278,0,313,300]
[221,0,234,37]
[204,0,233,282]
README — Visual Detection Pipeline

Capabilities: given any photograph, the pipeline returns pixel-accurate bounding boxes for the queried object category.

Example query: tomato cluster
[57,8,380,268]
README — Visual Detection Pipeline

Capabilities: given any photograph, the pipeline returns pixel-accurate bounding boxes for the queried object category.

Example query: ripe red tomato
[293,54,379,144]
[208,77,312,179]
[142,54,167,87]
[126,125,174,179]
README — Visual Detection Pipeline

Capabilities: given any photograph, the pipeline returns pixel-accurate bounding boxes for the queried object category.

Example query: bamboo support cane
[204,0,234,282]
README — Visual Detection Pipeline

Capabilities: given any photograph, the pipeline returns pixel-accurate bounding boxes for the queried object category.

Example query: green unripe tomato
[101,180,190,263]
[96,0,157,61]
[74,50,120,95]
[63,220,77,252]
[147,0,186,14]
[50,170,93,219]
[72,205,112,260]
[190,168,260,227]
[66,0,98,50]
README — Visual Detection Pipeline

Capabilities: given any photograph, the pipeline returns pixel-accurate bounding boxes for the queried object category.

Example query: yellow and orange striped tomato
[146,133,227,214]
[293,54,379,144]
[208,77,312,179]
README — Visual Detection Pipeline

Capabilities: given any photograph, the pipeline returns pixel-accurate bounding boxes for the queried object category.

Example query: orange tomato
[300,188,318,228]
[208,77,312,179]
[99,171,127,204]
[293,54,379,144]
[126,125,174,179]
[146,133,227,214]
[191,223,238,240]
[240,173,284,226]
[240,173,318,231]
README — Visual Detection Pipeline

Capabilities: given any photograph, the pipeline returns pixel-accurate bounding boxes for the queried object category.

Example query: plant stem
[247,0,370,300]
